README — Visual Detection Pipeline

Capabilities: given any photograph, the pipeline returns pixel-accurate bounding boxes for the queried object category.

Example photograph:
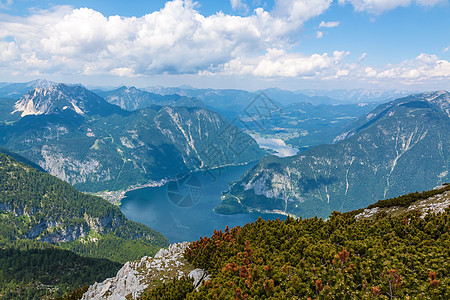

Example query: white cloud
[339,0,447,14]
[373,54,450,80]
[364,66,377,77]
[349,53,449,88]
[1,1,312,77]
[0,0,342,78]
[358,52,367,61]
[319,20,340,28]
[0,0,13,9]
[219,49,349,78]
[273,0,333,23]
[335,69,350,77]
[339,0,411,14]
[444,46,449,53]
[230,0,249,12]
[316,31,324,38]
[0,41,17,61]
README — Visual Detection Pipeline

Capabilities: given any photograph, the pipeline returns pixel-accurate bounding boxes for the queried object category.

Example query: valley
[120,163,286,243]
[0,1,448,298]
[0,80,448,299]
[217,91,450,218]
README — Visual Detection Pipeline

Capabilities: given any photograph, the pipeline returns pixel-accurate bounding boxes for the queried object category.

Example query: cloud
[339,0,411,14]
[218,49,349,78]
[0,41,17,61]
[1,1,313,77]
[0,0,341,78]
[230,0,249,12]
[335,69,350,77]
[339,0,447,14]
[358,52,367,61]
[0,0,448,88]
[0,0,12,9]
[372,54,450,80]
[319,20,340,28]
[273,0,333,23]
[444,46,449,53]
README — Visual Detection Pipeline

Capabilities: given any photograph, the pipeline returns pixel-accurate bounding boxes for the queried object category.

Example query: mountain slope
[82,185,450,299]
[1,84,264,193]
[13,83,123,117]
[146,87,267,119]
[96,86,204,111]
[0,79,55,99]
[0,151,169,263]
[0,145,45,172]
[0,245,121,299]
[217,91,450,218]
[0,98,20,124]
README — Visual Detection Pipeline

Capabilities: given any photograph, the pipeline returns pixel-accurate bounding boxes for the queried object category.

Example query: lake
[120,163,286,243]
[249,133,298,157]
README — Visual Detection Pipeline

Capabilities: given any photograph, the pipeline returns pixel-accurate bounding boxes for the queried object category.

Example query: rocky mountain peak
[334,90,450,143]
[422,90,450,117]
[27,79,57,89]
[12,83,122,117]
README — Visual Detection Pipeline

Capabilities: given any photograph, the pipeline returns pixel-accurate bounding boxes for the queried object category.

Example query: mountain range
[299,88,416,104]
[94,86,204,111]
[0,83,264,193]
[0,79,56,99]
[98,85,380,153]
[0,80,448,299]
[216,91,450,218]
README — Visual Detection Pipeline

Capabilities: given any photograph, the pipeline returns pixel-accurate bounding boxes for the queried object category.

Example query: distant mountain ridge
[299,88,416,103]
[334,90,450,142]
[0,83,264,193]
[0,79,56,99]
[216,91,450,218]
[96,86,204,111]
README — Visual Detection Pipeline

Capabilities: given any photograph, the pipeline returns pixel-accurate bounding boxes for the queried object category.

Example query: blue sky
[0,0,449,90]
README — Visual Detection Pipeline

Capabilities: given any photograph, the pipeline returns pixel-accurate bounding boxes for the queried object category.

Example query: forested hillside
[138,185,450,299]
[0,152,168,262]
[0,240,121,299]
[0,151,170,298]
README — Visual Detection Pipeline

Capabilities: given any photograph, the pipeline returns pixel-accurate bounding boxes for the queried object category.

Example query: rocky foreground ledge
[82,242,209,300]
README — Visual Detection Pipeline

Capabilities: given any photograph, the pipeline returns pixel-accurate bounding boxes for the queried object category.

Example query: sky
[0,0,449,91]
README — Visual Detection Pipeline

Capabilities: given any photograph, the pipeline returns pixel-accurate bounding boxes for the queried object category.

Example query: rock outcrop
[82,242,209,300]
[355,187,450,220]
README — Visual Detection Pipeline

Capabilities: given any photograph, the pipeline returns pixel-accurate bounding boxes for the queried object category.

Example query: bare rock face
[220,91,450,219]
[355,188,450,220]
[82,242,209,300]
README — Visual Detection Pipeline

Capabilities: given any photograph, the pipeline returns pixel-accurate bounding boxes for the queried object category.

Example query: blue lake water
[120,163,286,243]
